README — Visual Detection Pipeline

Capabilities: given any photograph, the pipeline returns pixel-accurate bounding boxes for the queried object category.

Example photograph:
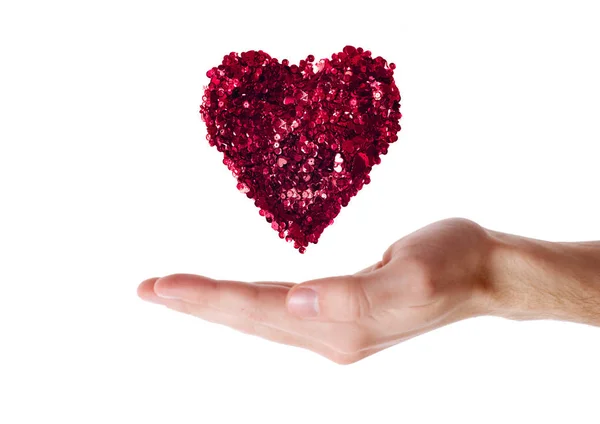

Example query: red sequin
[200,46,402,253]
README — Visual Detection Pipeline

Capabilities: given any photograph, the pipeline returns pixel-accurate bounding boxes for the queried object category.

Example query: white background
[1,1,599,423]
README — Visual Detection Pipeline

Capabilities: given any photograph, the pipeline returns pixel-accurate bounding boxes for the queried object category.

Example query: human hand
[138,218,495,364]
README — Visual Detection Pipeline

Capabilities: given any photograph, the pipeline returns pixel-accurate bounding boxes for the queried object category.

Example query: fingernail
[287,288,319,318]
[153,278,182,300]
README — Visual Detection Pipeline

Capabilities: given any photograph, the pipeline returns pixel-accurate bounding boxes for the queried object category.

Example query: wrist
[479,230,600,326]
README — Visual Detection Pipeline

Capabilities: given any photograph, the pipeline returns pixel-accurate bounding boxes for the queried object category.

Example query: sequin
[200,46,402,253]
[236,182,250,193]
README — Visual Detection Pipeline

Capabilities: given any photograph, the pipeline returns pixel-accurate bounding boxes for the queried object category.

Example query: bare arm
[484,231,600,326]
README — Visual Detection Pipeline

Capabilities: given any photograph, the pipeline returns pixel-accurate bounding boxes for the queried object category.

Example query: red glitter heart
[200,46,401,253]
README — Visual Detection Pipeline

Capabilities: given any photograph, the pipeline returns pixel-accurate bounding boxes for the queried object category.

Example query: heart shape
[200,46,402,253]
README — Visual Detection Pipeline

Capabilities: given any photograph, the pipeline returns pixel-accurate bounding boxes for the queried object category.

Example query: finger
[140,278,395,363]
[157,296,373,365]
[137,278,162,303]
[141,278,310,349]
[150,274,347,345]
[146,275,381,354]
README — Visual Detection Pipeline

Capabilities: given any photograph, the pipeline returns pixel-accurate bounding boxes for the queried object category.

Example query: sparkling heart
[200,46,402,253]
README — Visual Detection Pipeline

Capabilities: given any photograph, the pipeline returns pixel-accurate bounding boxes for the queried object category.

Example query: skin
[137,218,600,364]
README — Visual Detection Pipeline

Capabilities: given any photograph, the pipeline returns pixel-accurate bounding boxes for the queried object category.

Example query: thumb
[286,275,374,322]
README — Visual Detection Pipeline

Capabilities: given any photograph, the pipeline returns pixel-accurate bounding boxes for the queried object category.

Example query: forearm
[481,230,600,326]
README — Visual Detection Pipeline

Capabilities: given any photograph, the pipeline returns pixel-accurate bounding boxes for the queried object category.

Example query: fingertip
[137,277,163,304]
[137,277,158,297]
